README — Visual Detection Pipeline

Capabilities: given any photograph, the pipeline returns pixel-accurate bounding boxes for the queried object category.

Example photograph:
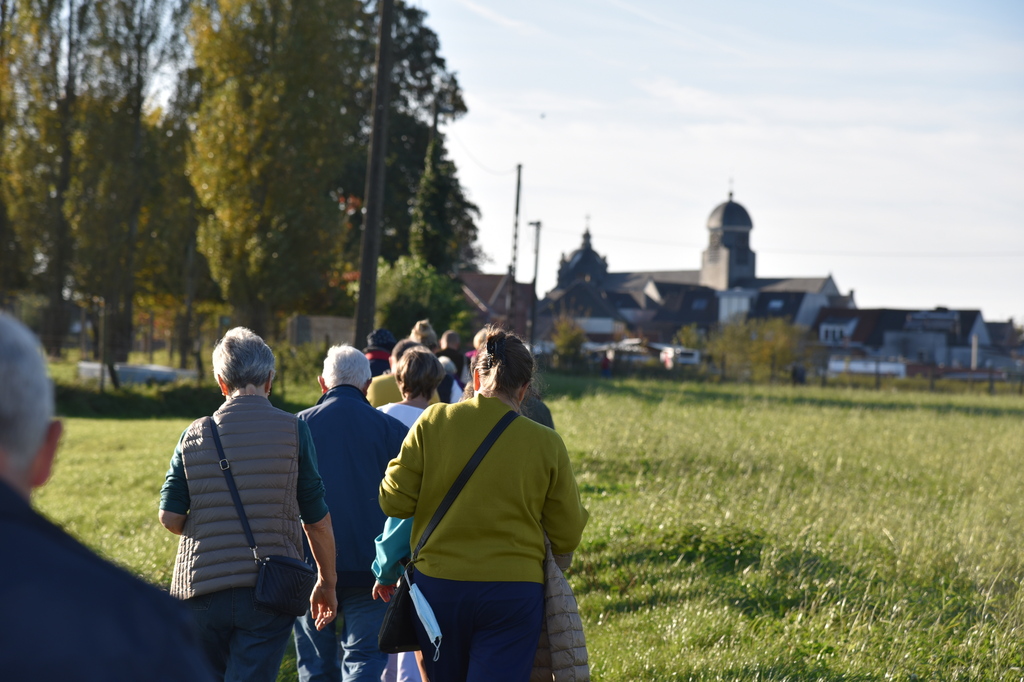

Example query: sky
[408,0,1024,323]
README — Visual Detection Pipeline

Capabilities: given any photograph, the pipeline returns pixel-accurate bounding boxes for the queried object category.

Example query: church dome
[557,229,608,289]
[707,192,752,230]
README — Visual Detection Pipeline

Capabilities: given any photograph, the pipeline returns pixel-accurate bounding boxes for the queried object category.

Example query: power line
[543,226,1024,258]
[448,131,518,176]
[761,250,1024,258]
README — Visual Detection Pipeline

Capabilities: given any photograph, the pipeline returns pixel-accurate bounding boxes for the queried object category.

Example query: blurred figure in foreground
[0,312,215,681]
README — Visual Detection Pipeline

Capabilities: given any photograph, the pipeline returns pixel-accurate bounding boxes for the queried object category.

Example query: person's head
[0,314,62,498]
[212,327,275,394]
[365,328,396,353]
[320,344,372,393]
[472,327,489,352]
[437,355,457,377]
[394,346,446,401]
[410,319,438,350]
[474,326,534,407]
[440,330,460,351]
[388,338,423,373]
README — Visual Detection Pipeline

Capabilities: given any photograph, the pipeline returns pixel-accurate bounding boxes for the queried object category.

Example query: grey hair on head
[211,327,276,391]
[322,344,371,389]
[0,314,54,472]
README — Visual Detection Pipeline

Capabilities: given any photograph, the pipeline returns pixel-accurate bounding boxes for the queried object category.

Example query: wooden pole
[354,0,395,346]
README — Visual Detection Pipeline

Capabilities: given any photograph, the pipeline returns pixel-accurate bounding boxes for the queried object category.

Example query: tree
[706,317,809,382]
[376,2,476,267]
[134,69,220,369]
[551,314,587,370]
[409,138,480,274]
[357,255,472,339]
[65,0,190,361]
[673,323,707,351]
[0,0,27,295]
[2,0,93,354]
[188,0,366,334]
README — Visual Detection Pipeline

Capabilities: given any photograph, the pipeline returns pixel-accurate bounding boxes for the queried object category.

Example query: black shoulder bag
[208,417,318,618]
[378,410,519,653]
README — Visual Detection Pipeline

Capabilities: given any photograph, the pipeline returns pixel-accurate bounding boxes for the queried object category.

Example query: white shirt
[376,403,425,429]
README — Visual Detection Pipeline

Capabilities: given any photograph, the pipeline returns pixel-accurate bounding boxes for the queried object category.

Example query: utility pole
[528,220,541,350]
[354,0,395,347]
[505,164,522,331]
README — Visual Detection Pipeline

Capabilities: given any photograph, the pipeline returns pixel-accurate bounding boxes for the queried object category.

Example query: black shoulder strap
[207,417,261,563]
[411,410,518,560]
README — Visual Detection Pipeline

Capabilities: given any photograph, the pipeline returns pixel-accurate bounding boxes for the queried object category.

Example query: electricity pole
[354,0,395,346]
[505,164,522,331]
[528,220,541,349]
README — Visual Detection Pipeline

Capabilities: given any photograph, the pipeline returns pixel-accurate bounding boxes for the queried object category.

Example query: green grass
[547,377,1024,680]
[33,375,1024,680]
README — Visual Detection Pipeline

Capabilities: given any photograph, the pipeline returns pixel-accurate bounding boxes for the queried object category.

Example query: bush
[552,315,587,370]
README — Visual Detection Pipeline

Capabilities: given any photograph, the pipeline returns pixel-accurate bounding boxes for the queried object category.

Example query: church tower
[700,192,755,290]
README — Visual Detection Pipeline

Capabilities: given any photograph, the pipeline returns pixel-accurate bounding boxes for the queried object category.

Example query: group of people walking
[157,320,590,682]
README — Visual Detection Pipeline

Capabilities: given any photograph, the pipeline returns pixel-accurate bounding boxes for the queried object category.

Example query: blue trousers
[293,586,389,682]
[412,571,543,682]
[186,587,295,682]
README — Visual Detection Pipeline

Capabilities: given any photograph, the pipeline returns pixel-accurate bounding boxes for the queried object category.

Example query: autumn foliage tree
[705,317,810,382]
[1,0,480,351]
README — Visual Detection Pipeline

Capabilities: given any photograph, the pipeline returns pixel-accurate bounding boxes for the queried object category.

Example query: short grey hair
[0,314,54,472]
[437,355,457,376]
[211,327,276,391]
[322,344,371,389]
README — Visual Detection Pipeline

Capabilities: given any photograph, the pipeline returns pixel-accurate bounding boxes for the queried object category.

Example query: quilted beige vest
[531,538,590,682]
[170,395,305,600]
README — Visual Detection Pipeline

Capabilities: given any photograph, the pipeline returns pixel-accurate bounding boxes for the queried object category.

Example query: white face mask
[410,583,443,661]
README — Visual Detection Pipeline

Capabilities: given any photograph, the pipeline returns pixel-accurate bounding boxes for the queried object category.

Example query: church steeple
[557,226,608,289]
[700,193,755,290]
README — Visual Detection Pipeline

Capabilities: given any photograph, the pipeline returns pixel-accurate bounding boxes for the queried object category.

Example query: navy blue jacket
[0,479,215,681]
[298,384,409,587]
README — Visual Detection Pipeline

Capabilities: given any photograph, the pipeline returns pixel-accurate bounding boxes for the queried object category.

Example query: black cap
[366,328,396,352]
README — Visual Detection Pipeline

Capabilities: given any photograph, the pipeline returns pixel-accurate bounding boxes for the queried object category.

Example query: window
[692,298,708,311]
[767,299,784,311]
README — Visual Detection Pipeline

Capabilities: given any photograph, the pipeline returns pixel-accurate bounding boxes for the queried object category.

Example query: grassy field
[34,375,1024,680]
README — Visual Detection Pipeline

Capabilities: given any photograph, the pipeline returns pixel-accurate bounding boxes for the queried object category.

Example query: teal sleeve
[159,430,191,514]
[296,420,329,524]
[371,517,414,585]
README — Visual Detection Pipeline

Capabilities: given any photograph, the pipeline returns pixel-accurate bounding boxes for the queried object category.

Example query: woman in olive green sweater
[379,328,588,682]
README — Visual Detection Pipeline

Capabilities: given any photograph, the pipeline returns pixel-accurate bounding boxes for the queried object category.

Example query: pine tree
[409,137,480,274]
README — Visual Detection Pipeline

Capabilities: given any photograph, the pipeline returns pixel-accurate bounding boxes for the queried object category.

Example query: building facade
[535,194,853,343]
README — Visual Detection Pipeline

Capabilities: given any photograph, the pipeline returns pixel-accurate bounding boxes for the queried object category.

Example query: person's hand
[372,580,396,602]
[310,578,338,631]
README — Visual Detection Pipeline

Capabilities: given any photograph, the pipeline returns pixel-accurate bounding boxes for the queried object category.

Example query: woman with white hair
[159,327,338,682]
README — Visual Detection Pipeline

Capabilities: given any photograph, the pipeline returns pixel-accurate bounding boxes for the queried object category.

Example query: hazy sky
[409,0,1024,323]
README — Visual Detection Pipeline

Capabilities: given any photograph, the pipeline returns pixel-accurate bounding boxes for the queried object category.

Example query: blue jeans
[186,587,295,682]
[293,587,389,682]
[412,572,543,682]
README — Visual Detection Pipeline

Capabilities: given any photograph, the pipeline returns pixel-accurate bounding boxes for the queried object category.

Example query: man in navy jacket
[0,313,214,681]
[293,344,408,682]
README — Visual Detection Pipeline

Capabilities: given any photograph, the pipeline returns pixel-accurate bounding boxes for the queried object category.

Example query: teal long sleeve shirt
[371,516,414,585]
[159,419,329,524]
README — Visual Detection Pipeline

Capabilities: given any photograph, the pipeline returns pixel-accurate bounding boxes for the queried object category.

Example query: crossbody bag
[378,409,519,653]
